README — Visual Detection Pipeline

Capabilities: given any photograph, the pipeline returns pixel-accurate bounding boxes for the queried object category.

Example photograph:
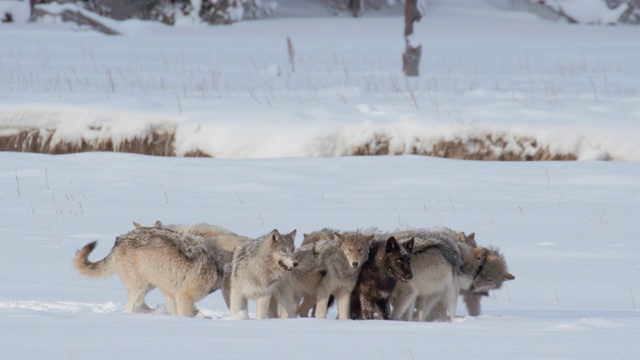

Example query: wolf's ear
[455,232,466,241]
[404,237,415,252]
[286,229,297,240]
[365,234,375,242]
[303,233,309,239]
[154,220,163,228]
[335,233,345,242]
[504,273,515,281]
[269,229,281,243]
[385,237,399,253]
[133,222,142,229]
[467,232,475,241]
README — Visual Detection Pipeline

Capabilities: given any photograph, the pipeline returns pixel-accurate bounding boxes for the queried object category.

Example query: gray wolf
[349,236,414,320]
[449,230,515,317]
[291,229,373,320]
[74,224,220,317]
[392,228,515,321]
[228,229,298,320]
[389,229,462,322]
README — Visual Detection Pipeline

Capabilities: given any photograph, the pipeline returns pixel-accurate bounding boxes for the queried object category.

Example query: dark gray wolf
[292,229,373,320]
[228,229,298,320]
[349,236,414,320]
[74,225,219,317]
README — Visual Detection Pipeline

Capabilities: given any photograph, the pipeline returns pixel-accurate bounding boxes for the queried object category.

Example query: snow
[1,2,640,359]
[538,0,631,24]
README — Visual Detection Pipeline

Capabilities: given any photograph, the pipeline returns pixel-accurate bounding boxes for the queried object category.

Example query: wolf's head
[337,232,372,268]
[132,220,163,229]
[267,229,298,271]
[454,231,477,248]
[301,229,337,247]
[470,247,515,293]
[382,237,414,283]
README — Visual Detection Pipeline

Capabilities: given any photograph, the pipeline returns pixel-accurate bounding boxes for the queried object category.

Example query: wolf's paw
[230,310,250,320]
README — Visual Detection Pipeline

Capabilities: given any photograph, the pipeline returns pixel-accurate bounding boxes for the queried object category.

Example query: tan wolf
[228,229,298,320]
[291,229,373,320]
[74,225,220,317]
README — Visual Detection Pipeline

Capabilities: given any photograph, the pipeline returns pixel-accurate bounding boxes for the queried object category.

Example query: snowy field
[1,154,639,359]
[1,1,640,359]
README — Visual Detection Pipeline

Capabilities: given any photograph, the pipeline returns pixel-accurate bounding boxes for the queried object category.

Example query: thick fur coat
[74,226,219,317]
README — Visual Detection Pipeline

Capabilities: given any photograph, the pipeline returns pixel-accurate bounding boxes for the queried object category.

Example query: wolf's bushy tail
[74,241,114,278]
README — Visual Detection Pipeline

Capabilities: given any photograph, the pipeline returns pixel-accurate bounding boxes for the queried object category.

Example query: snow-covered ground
[1,2,639,359]
[1,153,639,359]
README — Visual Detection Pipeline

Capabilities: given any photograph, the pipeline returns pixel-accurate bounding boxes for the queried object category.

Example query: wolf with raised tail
[74,224,220,317]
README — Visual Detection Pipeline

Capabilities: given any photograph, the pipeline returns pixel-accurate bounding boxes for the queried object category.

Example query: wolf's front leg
[175,293,196,317]
[390,290,416,321]
[335,291,351,320]
[463,290,482,316]
[229,288,248,319]
[274,289,297,319]
[314,291,330,319]
[255,295,271,320]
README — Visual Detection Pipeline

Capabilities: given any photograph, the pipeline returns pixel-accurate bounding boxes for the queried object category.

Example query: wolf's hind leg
[125,283,152,313]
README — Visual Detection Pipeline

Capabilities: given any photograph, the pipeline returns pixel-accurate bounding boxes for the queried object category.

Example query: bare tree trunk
[352,0,364,18]
[403,0,423,77]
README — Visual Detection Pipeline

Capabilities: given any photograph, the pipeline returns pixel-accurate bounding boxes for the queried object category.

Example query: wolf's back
[74,241,114,278]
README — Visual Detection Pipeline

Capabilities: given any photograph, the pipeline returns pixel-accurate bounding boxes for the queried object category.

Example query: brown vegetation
[1,127,578,161]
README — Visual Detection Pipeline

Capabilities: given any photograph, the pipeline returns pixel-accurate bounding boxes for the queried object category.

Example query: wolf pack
[74,222,514,321]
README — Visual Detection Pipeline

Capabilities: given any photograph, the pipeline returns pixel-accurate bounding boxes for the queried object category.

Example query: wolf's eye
[347,248,353,253]
[358,249,363,254]
[487,278,493,282]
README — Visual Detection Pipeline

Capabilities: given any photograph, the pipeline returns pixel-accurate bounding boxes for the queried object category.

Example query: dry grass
[1,128,195,157]
[353,133,577,161]
[1,127,579,161]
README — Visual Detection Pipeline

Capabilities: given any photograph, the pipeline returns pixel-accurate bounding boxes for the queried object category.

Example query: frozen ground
[1,1,639,359]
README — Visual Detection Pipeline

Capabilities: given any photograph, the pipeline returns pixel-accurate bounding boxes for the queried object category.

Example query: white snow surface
[1,153,639,359]
[1,4,640,358]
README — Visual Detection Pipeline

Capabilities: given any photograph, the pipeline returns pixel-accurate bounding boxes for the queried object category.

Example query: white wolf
[229,229,298,320]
